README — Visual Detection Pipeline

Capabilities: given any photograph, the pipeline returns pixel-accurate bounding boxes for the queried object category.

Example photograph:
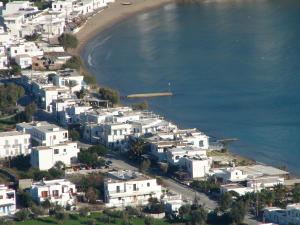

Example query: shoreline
[73,0,176,57]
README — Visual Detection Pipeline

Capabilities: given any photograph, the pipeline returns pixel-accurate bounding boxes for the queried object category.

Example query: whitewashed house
[179,156,212,178]
[0,185,16,216]
[15,54,32,68]
[0,131,31,158]
[247,176,284,191]
[162,192,183,215]
[16,121,68,147]
[104,170,162,207]
[211,167,248,183]
[166,146,207,165]
[30,141,79,170]
[220,183,254,196]
[263,204,300,225]
[29,179,77,207]
[53,69,88,93]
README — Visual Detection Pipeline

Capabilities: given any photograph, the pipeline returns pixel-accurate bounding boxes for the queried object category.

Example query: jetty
[127,92,173,99]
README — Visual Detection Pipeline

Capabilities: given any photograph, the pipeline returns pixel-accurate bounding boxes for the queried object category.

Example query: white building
[179,156,212,178]
[211,167,248,183]
[15,54,32,68]
[29,179,77,207]
[263,204,300,225]
[0,185,16,217]
[166,146,207,165]
[220,183,254,196]
[16,121,68,147]
[104,170,162,207]
[53,69,88,93]
[0,131,31,158]
[162,192,183,215]
[30,141,79,170]
[247,176,284,191]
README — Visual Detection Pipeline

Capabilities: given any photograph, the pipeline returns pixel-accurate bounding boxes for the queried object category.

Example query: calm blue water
[82,0,300,174]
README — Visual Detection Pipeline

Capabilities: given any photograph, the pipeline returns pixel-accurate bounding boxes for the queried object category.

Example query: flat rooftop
[237,165,289,177]
[106,170,152,183]
[0,131,29,137]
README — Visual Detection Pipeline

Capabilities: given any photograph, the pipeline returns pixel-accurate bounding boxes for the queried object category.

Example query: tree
[219,192,232,212]
[179,204,191,219]
[88,145,108,156]
[69,129,80,141]
[159,163,168,174]
[191,208,208,225]
[144,217,155,225]
[99,87,120,105]
[48,167,64,178]
[24,102,37,122]
[75,88,87,99]
[62,56,82,70]
[129,139,145,158]
[140,159,151,172]
[54,161,66,170]
[86,187,98,204]
[41,199,51,210]
[132,101,149,110]
[10,62,21,75]
[229,200,247,224]
[14,209,31,221]
[293,185,300,203]
[58,33,78,50]
[18,191,34,208]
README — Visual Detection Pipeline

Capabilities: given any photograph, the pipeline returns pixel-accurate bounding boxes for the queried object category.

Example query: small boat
[121,2,132,5]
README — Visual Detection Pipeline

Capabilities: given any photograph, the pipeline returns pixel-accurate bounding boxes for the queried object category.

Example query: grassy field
[16,212,170,225]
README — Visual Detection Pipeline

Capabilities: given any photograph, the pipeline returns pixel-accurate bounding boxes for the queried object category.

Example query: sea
[81,0,300,174]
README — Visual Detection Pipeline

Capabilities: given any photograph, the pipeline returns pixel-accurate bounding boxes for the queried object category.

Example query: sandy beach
[74,0,176,55]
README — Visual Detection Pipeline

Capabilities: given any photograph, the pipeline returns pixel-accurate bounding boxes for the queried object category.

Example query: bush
[30,205,45,218]
[79,207,90,217]
[86,219,96,225]
[99,87,120,105]
[55,211,68,222]
[69,129,80,141]
[18,192,34,208]
[62,56,82,70]
[69,213,80,220]
[15,209,31,221]
[58,33,78,50]
[132,101,149,110]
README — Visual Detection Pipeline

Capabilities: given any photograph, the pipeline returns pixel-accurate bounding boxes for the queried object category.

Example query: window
[41,191,48,198]
[53,135,56,140]
[114,130,117,135]
[118,197,121,201]
[64,132,68,138]
[52,190,59,197]
[24,138,27,144]
[63,149,66,153]
[133,184,137,191]
[54,149,59,154]
[0,195,3,199]
[147,183,150,187]
[116,186,120,193]
[199,140,204,147]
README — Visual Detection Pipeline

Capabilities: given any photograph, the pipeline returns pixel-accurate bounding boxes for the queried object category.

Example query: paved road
[106,153,258,224]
